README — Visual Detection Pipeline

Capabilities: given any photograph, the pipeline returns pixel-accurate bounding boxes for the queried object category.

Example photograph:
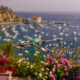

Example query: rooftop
[32,16,41,19]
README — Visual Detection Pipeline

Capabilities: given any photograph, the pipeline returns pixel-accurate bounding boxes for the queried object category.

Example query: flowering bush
[13,57,42,79]
[1,45,77,80]
[0,42,79,80]
[35,53,73,80]
[13,53,79,80]
[0,51,17,73]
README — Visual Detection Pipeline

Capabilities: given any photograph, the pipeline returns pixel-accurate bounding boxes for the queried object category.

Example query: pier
[26,21,69,25]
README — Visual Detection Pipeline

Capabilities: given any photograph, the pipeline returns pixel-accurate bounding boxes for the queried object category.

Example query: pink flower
[64,66,67,71]
[62,78,66,80]
[41,66,44,70]
[47,61,50,63]
[53,58,56,61]
[53,65,56,68]
[66,72,68,76]
[52,76,55,80]
[68,64,72,69]
[49,72,53,77]
[61,61,65,63]
[52,68,55,72]
[70,65,72,68]
[60,58,65,63]
[76,76,79,79]
[57,64,61,67]
[47,54,50,59]
[60,54,66,57]
[64,58,68,62]
[51,58,56,61]
[51,62,54,64]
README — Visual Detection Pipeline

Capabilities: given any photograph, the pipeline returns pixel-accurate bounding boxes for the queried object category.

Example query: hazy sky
[0,0,80,13]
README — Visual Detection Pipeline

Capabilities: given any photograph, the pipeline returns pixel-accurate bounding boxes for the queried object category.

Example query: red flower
[1,59,9,63]
[0,59,10,66]
[8,68,17,73]
[0,68,7,73]
[3,51,8,55]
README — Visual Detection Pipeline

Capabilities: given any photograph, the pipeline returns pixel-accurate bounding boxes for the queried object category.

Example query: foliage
[13,53,79,80]
[0,6,25,23]
[0,41,15,57]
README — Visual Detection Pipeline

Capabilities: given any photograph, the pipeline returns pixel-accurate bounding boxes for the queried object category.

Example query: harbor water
[0,12,80,60]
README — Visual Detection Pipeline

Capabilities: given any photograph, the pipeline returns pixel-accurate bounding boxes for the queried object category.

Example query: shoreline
[0,22,24,25]
[0,21,69,25]
[23,21,70,25]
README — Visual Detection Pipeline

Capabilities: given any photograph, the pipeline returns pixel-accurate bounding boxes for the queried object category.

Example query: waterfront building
[28,16,42,24]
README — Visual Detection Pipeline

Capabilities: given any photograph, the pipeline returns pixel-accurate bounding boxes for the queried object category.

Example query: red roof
[32,16,40,19]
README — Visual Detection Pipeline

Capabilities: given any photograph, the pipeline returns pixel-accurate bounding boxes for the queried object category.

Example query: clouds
[0,0,80,13]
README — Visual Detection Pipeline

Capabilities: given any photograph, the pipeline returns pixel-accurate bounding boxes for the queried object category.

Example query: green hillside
[0,6,25,23]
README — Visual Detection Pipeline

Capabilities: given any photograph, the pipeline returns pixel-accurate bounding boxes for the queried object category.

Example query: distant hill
[0,6,26,24]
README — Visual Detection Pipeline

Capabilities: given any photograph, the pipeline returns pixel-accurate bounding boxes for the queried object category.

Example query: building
[28,16,42,24]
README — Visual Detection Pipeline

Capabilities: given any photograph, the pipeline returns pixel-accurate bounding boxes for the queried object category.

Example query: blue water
[1,12,80,60]
[16,12,80,47]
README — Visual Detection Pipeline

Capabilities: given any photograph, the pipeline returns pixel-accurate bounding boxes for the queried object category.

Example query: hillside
[0,6,25,23]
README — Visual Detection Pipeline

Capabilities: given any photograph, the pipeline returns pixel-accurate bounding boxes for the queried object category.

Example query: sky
[0,0,80,13]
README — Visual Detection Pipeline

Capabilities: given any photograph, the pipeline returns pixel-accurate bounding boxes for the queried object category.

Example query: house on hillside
[28,16,42,24]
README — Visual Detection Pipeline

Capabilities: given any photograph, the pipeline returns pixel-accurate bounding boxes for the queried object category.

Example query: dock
[26,21,69,25]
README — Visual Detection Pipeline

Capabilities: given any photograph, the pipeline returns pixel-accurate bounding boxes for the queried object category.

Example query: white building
[28,16,42,23]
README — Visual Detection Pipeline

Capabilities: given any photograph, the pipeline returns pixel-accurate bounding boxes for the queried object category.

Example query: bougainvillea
[0,51,17,73]
[39,54,73,80]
